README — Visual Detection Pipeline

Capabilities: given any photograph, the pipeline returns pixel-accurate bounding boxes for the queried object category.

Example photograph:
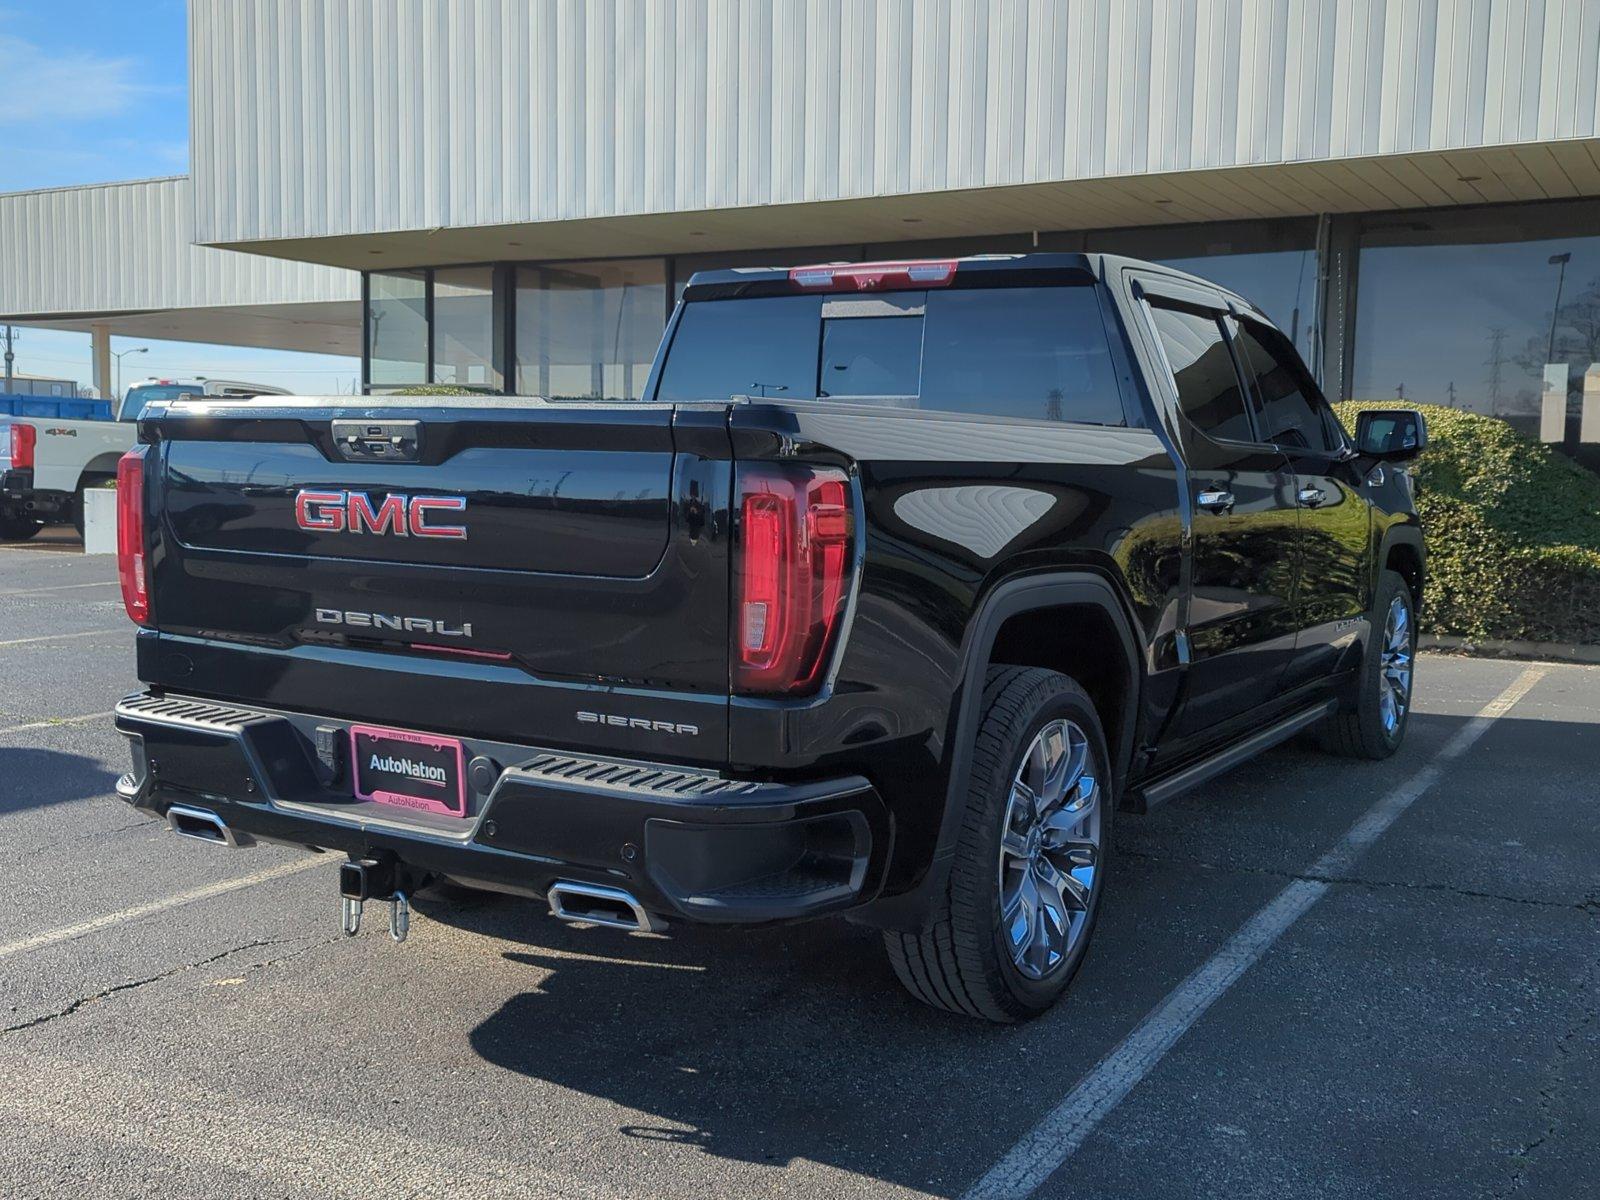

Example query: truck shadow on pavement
[458,909,999,1184]
[416,707,1592,1192]
[0,746,121,815]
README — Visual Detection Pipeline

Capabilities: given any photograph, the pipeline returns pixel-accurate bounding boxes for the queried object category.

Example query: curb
[1421,633,1600,666]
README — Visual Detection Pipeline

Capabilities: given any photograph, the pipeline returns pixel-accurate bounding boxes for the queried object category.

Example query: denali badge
[577,711,700,736]
[295,489,467,539]
[316,608,473,638]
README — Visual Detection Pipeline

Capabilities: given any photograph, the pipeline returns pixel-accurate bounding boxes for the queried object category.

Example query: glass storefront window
[1353,202,1600,459]
[366,270,427,386]
[515,260,666,400]
[432,267,500,388]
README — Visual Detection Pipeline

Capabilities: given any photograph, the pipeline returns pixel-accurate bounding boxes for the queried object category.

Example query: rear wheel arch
[943,574,1142,841]
[986,600,1139,788]
[77,452,123,493]
[845,572,1146,935]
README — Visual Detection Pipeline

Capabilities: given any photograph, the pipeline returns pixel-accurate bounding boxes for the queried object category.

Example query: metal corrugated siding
[0,177,358,319]
[189,0,1600,247]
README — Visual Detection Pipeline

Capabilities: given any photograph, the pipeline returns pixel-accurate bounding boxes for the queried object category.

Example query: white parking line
[961,665,1548,1200]
[0,857,327,963]
[0,709,114,737]
[0,628,122,648]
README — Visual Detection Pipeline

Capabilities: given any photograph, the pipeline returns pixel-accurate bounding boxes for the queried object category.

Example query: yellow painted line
[0,709,114,737]
[0,628,123,648]
[0,857,327,963]
[0,580,118,597]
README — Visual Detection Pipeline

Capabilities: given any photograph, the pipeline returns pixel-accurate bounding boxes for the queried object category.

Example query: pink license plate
[349,724,467,817]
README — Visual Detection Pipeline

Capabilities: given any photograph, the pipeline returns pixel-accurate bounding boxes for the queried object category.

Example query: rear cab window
[657,285,1128,426]
[119,384,194,422]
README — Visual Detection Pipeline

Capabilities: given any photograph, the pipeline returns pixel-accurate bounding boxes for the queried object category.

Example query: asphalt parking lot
[1,541,1596,1200]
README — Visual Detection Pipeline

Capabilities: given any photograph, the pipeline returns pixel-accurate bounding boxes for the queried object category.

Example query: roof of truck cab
[679,251,1271,324]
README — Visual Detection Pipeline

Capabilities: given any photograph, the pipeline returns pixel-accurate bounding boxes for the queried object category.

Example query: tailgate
[143,399,732,698]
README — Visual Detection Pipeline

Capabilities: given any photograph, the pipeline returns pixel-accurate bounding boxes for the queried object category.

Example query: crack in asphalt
[1116,846,1600,914]
[2,934,336,1035]
[8,818,160,863]
[1496,966,1600,1197]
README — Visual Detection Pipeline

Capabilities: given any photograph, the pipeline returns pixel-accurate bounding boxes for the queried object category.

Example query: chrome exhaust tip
[165,804,255,849]
[547,881,664,933]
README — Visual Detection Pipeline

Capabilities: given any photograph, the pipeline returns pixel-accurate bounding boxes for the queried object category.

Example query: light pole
[1546,252,1572,365]
[112,346,148,404]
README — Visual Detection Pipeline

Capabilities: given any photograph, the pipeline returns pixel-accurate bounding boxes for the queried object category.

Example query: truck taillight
[8,424,35,470]
[734,464,854,696]
[116,446,150,626]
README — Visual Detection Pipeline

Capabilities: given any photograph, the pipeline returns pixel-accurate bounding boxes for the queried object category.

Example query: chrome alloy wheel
[1379,594,1414,735]
[997,719,1103,980]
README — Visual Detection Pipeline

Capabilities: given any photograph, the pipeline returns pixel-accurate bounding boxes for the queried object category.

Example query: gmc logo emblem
[294,489,467,539]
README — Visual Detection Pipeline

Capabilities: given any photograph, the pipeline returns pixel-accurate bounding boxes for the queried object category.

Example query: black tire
[883,666,1113,1022]
[0,508,43,541]
[1319,570,1416,760]
[69,484,86,539]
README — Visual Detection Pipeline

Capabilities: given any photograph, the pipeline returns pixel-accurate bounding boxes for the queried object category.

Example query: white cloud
[0,33,172,124]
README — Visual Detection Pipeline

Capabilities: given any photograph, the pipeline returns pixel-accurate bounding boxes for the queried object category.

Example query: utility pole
[1486,326,1508,416]
[1396,382,1406,401]
[1446,380,1457,407]
[2,325,15,392]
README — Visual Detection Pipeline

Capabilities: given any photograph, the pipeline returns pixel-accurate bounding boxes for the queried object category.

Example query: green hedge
[1335,401,1600,645]
[384,384,492,396]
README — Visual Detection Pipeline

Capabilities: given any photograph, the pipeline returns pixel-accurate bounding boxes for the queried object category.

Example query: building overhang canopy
[0,176,359,354]
[213,143,1600,272]
[11,302,360,357]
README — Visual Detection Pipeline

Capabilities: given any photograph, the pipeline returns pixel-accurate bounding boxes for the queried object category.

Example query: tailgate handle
[332,419,422,463]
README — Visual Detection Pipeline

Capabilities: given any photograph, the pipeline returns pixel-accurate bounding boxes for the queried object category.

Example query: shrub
[384,384,493,397]
[1335,401,1600,645]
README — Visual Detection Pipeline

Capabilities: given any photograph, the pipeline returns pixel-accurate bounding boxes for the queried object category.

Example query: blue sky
[1,2,359,395]
[0,1,189,191]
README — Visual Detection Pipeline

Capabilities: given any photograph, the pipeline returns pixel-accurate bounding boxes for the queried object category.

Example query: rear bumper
[1,468,33,499]
[113,692,889,925]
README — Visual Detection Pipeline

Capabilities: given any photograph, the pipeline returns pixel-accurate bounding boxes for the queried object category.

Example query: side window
[920,286,1125,425]
[655,296,822,402]
[1147,303,1255,443]
[1230,320,1338,453]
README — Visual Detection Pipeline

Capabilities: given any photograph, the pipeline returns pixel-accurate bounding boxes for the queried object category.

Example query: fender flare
[1376,522,1426,603]
[859,572,1143,931]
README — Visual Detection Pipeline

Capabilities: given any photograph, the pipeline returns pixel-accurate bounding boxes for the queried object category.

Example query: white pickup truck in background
[0,379,289,540]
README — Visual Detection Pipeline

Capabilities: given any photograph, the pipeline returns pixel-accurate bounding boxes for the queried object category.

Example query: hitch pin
[389,892,410,943]
[341,895,363,937]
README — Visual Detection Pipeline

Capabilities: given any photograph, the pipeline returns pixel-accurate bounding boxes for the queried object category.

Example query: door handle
[1297,486,1327,508]
[1196,488,1235,513]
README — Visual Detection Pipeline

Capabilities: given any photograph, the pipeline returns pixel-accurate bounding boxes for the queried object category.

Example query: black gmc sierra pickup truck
[112,253,1427,1022]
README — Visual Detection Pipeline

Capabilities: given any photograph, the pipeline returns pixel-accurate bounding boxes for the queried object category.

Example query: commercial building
[0,372,81,398]
[3,0,1600,470]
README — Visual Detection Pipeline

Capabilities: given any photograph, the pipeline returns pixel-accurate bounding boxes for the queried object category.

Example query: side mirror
[1354,408,1429,462]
